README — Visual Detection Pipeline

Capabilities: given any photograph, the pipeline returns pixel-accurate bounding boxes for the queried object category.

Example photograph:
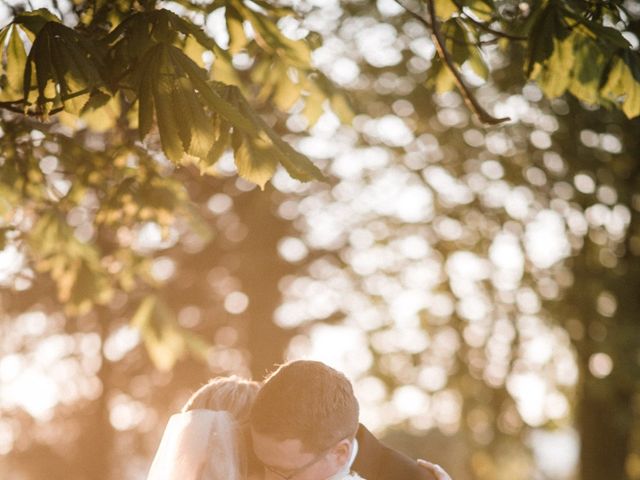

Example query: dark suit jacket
[352,424,438,480]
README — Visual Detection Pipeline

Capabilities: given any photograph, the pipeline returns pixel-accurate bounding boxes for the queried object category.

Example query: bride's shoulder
[345,473,366,480]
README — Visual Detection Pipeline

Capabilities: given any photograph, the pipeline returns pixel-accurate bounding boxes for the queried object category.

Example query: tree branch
[459,12,528,41]
[395,0,510,124]
[425,0,510,125]
[394,0,434,28]
[392,0,495,47]
[0,101,65,117]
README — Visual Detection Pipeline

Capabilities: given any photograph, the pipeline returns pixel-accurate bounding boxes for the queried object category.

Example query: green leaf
[130,42,323,185]
[29,24,57,114]
[466,0,494,21]
[13,9,61,35]
[442,19,469,67]
[272,141,325,183]
[202,120,231,173]
[233,90,325,182]
[302,82,325,127]
[467,47,489,81]
[525,2,570,77]
[568,33,607,105]
[81,90,113,114]
[50,40,86,114]
[165,9,217,50]
[66,261,113,315]
[232,131,278,189]
[132,295,210,371]
[210,44,243,86]
[530,33,575,98]
[23,22,103,115]
[149,12,173,44]
[434,0,459,20]
[330,91,355,124]
[57,27,104,87]
[252,59,276,101]
[0,26,9,53]
[232,0,311,67]
[80,91,120,132]
[27,212,112,315]
[136,47,158,140]
[601,52,640,119]
[4,25,27,100]
[152,46,185,163]
[562,7,631,50]
[183,33,207,67]
[226,6,248,54]
[431,58,457,94]
[182,333,211,363]
[313,73,355,124]
[171,76,214,159]
[272,68,301,111]
[132,295,185,371]
[170,46,263,136]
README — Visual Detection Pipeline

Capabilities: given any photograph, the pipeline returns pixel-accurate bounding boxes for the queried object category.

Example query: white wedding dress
[146,409,243,480]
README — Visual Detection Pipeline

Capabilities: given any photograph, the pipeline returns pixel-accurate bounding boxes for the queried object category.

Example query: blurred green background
[1,1,639,480]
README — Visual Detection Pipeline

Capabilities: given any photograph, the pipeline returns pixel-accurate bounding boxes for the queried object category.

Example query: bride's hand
[417,459,452,480]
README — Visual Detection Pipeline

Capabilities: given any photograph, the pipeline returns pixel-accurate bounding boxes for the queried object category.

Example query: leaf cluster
[0,4,340,188]
[415,0,640,119]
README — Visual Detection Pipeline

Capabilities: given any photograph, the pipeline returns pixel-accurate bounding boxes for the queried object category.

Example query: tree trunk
[570,235,639,480]
[235,188,294,379]
[74,306,113,480]
[576,373,632,480]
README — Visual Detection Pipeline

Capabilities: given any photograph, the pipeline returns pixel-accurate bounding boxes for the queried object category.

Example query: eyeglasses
[262,438,347,480]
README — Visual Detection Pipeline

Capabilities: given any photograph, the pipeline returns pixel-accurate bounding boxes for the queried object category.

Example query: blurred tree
[0,164,299,479]
[0,1,331,477]
[267,2,640,480]
[1,1,640,480]
[551,99,640,480]
[0,0,637,367]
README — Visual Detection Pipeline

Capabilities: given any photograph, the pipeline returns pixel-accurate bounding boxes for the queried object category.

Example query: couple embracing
[147,360,451,480]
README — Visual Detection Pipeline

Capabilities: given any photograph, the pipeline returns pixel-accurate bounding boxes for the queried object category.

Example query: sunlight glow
[507,372,547,427]
[525,210,571,268]
[223,291,249,315]
[589,352,613,378]
[1,366,58,421]
[530,428,579,480]
[103,326,141,362]
[392,385,430,416]
[356,24,402,67]
[287,324,373,376]
[278,237,309,263]
[364,115,414,147]
[489,232,524,290]
[109,393,147,431]
[133,222,179,253]
[0,245,25,286]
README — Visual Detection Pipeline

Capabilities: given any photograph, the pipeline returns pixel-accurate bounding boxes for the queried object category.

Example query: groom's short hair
[250,360,359,452]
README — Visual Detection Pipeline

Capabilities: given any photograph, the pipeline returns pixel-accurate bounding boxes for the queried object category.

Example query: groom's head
[250,360,359,480]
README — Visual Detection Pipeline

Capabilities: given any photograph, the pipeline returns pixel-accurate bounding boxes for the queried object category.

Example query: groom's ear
[331,438,353,465]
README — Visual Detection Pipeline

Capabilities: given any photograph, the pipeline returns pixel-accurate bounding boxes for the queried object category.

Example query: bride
[145,376,261,480]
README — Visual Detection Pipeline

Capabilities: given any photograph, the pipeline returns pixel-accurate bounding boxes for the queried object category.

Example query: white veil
[146,409,243,480]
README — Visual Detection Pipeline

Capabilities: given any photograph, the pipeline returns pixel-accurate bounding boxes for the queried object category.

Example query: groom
[250,360,449,480]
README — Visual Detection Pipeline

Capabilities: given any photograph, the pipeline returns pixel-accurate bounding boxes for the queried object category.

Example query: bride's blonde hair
[181,376,261,479]
[181,375,260,425]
